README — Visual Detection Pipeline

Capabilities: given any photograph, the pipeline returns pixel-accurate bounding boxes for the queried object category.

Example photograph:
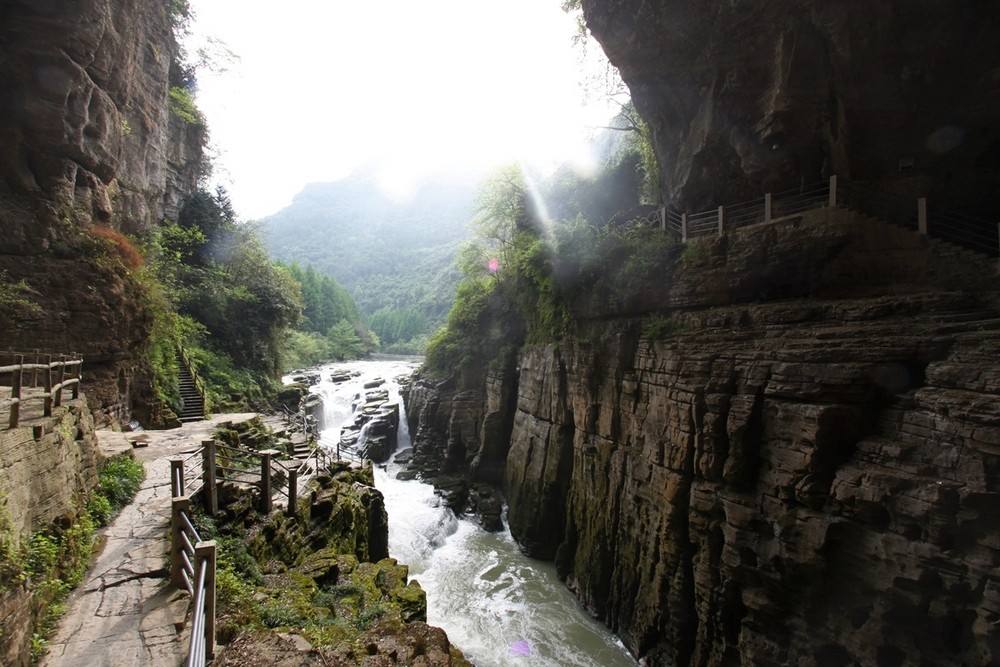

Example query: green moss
[194,473,429,656]
[0,270,43,319]
[641,315,687,339]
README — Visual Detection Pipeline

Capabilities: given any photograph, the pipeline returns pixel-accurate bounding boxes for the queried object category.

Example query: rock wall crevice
[404,210,1000,665]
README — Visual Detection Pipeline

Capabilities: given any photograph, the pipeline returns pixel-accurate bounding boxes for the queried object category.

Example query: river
[308,358,637,667]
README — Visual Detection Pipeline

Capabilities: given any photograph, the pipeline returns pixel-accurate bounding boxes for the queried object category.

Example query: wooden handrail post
[259,449,277,513]
[31,349,39,388]
[53,354,66,408]
[170,457,185,497]
[9,354,23,429]
[764,193,772,224]
[681,213,688,243]
[170,496,191,589]
[202,439,218,515]
[717,205,725,236]
[829,175,838,207]
[659,205,666,231]
[43,355,53,417]
[287,467,298,516]
[72,358,82,399]
[194,540,217,659]
[917,197,928,235]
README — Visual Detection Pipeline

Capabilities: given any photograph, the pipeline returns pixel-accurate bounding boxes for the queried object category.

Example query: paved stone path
[42,413,258,667]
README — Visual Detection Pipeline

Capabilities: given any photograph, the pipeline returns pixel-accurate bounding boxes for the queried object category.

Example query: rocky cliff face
[405,209,1000,665]
[0,395,103,667]
[580,0,1000,213]
[0,0,203,421]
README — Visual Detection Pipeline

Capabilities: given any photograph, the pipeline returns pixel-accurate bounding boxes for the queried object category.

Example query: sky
[185,0,618,219]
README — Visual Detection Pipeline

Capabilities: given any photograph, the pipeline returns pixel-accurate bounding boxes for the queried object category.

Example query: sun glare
[186,0,616,216]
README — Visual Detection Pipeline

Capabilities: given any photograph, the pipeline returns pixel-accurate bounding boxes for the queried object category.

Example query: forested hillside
[261,170,482,352]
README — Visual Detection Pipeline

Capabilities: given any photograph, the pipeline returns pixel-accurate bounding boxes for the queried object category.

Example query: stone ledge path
[42,413,258,667]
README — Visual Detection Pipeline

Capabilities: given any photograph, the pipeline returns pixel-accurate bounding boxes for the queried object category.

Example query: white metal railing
[170,465,216,667]
[650,175,999,260]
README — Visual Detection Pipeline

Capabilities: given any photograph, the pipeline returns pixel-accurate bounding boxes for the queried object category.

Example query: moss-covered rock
[206,463,463,666]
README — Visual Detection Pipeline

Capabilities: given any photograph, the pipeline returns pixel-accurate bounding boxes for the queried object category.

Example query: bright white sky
[186,0,617,219]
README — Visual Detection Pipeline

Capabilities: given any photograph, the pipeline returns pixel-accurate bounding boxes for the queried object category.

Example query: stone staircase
[176,352,205,422]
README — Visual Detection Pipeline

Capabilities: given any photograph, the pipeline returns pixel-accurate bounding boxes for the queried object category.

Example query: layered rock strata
[0,0,203,422]
[405,209,1000,665]
[0,394,102,666]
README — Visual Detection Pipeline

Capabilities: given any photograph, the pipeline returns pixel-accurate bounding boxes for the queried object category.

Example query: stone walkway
[42,413,258,667]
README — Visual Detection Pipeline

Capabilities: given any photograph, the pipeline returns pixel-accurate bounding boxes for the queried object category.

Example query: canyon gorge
[1,0,999,666]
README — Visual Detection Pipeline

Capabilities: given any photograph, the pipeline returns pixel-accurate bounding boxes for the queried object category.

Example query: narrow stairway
[176,352,205,422]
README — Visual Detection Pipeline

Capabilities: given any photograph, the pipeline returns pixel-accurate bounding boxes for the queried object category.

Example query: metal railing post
[194,540,217,660]
[764,193,772,224]
[259,449,275,513]
[201,439,218,515]
[681,213,688,243]
[43,355,53,417]
[829,175,838,207]
[287,467,298,516]
[170,458,185,497]
[53,355,66,408]
[9,354,23,429]
[72,358,81,399]
[717,205,725,236]
[917,198,928,235]
[170,496,190,589]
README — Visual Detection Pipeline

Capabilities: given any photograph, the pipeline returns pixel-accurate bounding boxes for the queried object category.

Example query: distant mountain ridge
[261,169,485,351]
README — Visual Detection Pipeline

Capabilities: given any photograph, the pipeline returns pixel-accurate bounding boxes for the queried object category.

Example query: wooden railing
[280,404,318,440]
[653,175,1000,260]
[1,351,83,429]
[166,430,348,662]
[169,437,338,520]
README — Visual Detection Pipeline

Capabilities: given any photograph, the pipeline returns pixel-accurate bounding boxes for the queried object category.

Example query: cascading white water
[310,358,636,667]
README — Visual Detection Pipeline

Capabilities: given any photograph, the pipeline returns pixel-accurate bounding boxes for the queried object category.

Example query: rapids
[310,358,636,667]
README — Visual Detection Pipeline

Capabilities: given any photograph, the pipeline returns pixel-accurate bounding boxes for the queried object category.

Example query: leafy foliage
[425,156,679,383]
[0,270,42,319]
[425,167,569,380]
[262,171,481,353]
[145,187,304,412]
[94,456,145,511]
[169,85,202,125]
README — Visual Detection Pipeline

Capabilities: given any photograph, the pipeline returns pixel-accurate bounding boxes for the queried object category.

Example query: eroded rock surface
[0,0,203,422]
[405,210,1000,665]
[581,0,1000,213]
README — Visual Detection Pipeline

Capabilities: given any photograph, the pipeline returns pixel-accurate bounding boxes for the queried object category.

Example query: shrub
[169,86,202,125]
[0,270,43,319]
[95,456,145,509]
[86,494,113,528]
[641,316,686,339]
[89,225,144,270]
